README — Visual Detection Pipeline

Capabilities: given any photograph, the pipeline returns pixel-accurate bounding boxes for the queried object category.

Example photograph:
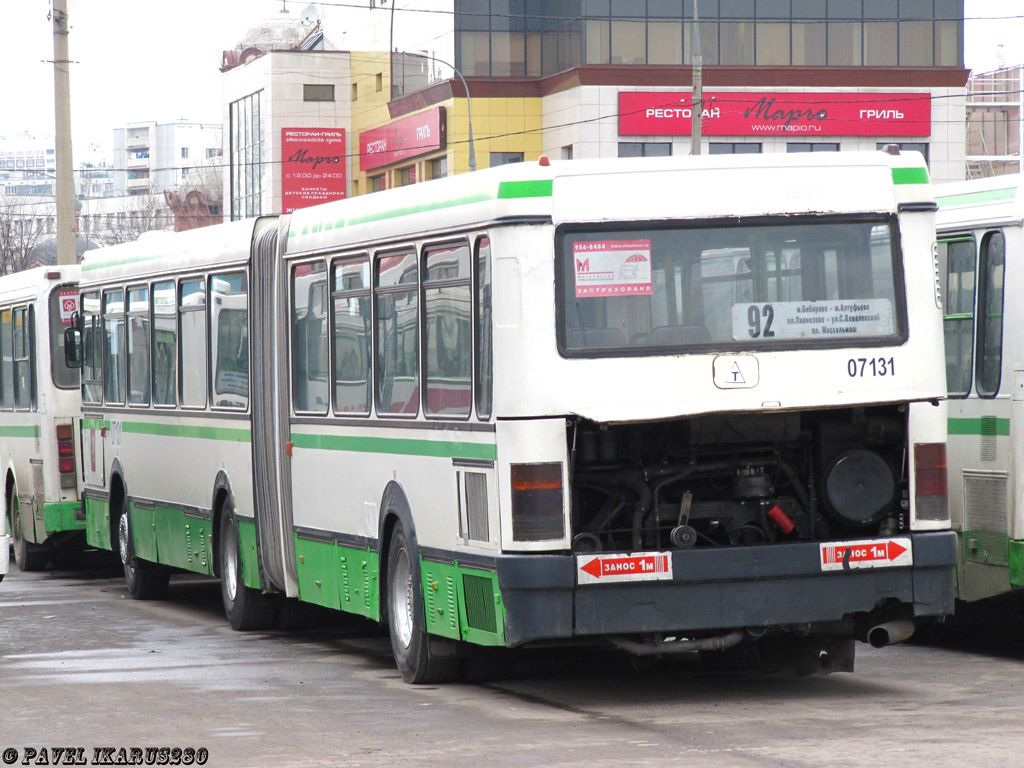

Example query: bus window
[375,249,418,416]
[976,230,1005,397]
[128,286,151,406]
[292,262,328,414]
[210,272,249,410]
[12,307,32,410]
[423,241,471,418]
[332,258,371,416]
[81,291,103,404]
[561,218,902,354]
[179,279,208,408]
[48,287,80,390]
[939,237,976,397]
[0,308,11,410]
[152,281,177,407]
[103,289,126,405]
[475,236,492,420]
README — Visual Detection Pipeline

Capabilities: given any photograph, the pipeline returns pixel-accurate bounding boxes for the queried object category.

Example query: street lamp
[404,52,477,172]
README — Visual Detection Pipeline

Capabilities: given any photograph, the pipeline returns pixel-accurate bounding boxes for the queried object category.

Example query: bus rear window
[559,217,903,355]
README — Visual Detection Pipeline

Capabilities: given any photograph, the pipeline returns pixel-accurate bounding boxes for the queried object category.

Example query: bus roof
[0,264,80,302]
[935,174,1023,231]
[78,219,269,283]
[285,150,933,257]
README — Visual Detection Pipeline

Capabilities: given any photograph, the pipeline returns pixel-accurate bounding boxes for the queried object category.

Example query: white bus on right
[935,176,1023,602]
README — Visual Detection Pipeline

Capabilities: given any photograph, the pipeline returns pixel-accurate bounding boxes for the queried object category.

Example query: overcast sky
[0,0,1020,156]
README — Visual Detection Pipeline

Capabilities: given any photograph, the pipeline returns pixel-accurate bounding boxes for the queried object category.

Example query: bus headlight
[510,462,565,542]
[824,449,895,527]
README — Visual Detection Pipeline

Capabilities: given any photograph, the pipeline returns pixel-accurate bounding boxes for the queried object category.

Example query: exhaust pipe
[867,619,915,648]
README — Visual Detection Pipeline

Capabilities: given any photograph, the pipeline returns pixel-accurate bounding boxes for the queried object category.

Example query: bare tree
[0,197,52,274]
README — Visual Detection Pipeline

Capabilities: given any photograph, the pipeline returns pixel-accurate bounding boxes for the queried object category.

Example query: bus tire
[385,523,458,684]
[219,503,277,631]
[10,492,49,572]
[117,500,169,600]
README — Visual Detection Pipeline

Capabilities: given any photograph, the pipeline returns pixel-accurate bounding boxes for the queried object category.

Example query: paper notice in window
[573,240,653,298]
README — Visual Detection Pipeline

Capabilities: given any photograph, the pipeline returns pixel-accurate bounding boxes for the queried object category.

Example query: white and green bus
[0,265,82,572]
[935,175,1023,604]
[73,151,956,681]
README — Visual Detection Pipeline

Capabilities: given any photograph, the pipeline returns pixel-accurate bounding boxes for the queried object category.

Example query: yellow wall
[349,52,544,194]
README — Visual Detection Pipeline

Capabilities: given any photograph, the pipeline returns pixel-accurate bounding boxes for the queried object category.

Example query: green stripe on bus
[935,186,1016,208]
[43,501,85,534]
[891,167,929,185]
[81,419,110,431]
[291,179,554,238]
[290,432,497,461]
[497,179,553,199]
[82,251,172,272]
[121,422,252,442]
[948,417,1010,436]
[0,425,41,438]
[1009,540,1024,587]
[943,313,973,320]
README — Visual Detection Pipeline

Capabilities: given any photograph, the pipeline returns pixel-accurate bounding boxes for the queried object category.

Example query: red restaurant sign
[359,107,447,172]
[619,91,931,137]
[281,128,347,214]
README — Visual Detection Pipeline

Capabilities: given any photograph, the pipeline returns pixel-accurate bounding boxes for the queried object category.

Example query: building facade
[221,0,969,218]
[965,65,1023,178]
[112,121,223,197]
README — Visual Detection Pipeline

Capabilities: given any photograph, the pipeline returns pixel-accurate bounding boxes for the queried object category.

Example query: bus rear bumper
[495,531,957,647]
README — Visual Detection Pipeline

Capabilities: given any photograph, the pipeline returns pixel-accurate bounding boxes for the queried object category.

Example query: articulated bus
[935,175,1023,604]
[72,151,955,681]
[0,265,82,572]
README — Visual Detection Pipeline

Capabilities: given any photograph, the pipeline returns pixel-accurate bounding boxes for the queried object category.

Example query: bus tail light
[510,462,565,542]
[56,423,77,481]
[914,443,948,521]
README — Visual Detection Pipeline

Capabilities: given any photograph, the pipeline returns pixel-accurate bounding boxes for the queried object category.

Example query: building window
[181,147,189,160]
[429,157,448,179]
[709,143,763,154]
[229,90,264,220]
[370,174,385,192]
[561,145,574,160]
[376,73,384,92]
[351,83,358,101]
[395,165,416,187]
[618,143,671,158]
[490,152,524,167]
[303,84,335,102]
[787,143,840,152]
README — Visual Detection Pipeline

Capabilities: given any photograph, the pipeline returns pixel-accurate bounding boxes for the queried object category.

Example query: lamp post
[406,52,477,172]
[690,2,703,156]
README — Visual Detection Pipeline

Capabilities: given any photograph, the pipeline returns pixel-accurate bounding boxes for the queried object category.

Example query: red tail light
[914,443,948,521]
[56,423,76,479]
[510,462,565,542]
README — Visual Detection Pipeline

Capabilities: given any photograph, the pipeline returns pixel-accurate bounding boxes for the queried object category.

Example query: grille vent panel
[963,471,1009,565]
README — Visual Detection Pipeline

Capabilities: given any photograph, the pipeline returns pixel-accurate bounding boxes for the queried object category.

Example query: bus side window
[128,286,151,406]
[210,272,249,410]
[81,291,103,405]
[292,261,328,414]
[939,237,976,397]
[475,236,492,421]
[976,230,1005,397]
[423,240,471,418]
[103,289,126,405]
[0,307,12,410]
[375,249,419,416]
[179,279,208,408]
[331,257,371,416]
[152,281,177,407]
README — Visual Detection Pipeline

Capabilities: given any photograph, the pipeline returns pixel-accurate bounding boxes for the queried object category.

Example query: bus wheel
[117,501,168,600]
[219,503,277,631]
[10,492,49,572]
[385,523,458,684]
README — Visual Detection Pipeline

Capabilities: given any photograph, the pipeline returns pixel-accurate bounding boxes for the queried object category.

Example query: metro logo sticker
[574,240,653,298]
[58,289,79,325]
[819,538,912,571]
[577,551,673,585]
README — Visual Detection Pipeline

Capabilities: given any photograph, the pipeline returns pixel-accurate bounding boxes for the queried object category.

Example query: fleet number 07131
[847,357,895,377]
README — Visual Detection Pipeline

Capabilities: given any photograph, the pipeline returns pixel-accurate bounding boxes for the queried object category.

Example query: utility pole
[690,2,703,156]
[52,0,77,265]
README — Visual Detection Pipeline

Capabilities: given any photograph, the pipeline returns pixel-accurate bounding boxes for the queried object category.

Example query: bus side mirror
[64,312,83,369]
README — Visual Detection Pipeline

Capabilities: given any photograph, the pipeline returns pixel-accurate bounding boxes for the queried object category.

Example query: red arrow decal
[887,540,907,560]
[580,558,602,579]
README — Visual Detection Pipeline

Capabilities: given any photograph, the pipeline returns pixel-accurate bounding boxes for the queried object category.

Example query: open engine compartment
[568,405,909,554]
